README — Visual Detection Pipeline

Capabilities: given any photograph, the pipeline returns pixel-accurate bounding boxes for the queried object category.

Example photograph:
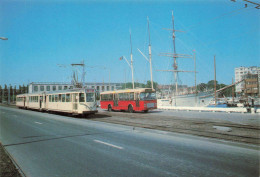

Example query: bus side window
[118,93,122,100]
[129,92,134,100]
[109,94,113,101]
[135,93,139,100]
[114,94,118,100]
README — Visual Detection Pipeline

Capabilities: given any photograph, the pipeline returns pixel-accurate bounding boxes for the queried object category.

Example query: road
[0,106,259,177]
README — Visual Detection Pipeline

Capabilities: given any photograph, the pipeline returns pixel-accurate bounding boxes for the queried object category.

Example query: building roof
[100,88,155,95]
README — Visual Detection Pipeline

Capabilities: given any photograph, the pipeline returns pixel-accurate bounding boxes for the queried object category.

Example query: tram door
[39,96,43,109]
[23,97,25,107]
[72,93,78,113]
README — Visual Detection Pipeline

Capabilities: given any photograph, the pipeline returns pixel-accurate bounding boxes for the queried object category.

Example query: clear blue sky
[0,0,259,87]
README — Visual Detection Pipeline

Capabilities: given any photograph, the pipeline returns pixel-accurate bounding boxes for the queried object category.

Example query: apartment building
[235,66,259,95]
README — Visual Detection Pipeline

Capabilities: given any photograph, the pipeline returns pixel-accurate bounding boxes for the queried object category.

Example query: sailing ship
[156,11,214,107]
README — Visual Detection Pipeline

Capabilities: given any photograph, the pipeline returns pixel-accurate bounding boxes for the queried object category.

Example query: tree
[207,80,218,90]
[18,85,22,94]
[4,84,7,102]
[145,80,159,91]
[197,83,207,92]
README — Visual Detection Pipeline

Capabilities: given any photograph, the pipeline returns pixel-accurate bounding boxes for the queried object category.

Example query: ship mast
[121,31,135,89]
[130,31,135,89]
[172,11,178,98]
[157,11,195,106]
[137,17,154,90]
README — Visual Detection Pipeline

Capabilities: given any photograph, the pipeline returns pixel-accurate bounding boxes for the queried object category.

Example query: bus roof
[100,88,155,95]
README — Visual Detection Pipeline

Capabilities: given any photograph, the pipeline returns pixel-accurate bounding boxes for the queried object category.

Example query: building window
[112,86,114,90]
[97,86,100,91]
[53,86,56,91]
[107,86,109,91]
[34,86,38,92]
[69,86,73,89]
[58,86,62,90]
[47,86,50,91]
[102,86,104,91]
[40,86,44,91]
[64,86,68,90]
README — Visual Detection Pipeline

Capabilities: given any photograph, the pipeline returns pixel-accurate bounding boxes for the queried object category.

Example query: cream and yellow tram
[16,88,98,115]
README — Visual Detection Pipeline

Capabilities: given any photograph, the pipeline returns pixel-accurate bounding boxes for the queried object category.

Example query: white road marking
[94,140,123,150]
[35,122,42,125]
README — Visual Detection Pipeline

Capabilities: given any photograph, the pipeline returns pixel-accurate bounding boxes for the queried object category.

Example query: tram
[16,88,98,115]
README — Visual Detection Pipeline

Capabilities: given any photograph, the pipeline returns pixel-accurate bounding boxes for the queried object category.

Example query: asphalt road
[0,106,259,177]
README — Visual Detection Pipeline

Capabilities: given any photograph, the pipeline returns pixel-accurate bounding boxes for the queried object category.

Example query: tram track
[91,111,260,145]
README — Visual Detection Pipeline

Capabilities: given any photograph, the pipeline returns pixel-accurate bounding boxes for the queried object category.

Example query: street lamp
[0,37,8,40]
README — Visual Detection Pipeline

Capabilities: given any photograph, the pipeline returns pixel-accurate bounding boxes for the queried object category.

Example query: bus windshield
[139,92,156,100]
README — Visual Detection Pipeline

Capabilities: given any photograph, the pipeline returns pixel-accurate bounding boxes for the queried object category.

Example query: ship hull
[158,92,214,107]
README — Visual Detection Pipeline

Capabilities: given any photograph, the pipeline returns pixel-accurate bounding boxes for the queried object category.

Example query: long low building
[28,82,122,93]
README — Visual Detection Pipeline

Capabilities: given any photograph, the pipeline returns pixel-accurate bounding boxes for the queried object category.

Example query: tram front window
[86,93,95,102]
[79,93,85,102]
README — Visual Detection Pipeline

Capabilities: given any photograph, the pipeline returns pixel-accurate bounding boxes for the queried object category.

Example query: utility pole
[13,85,15,103]
[147,16,154,90]
[109,69,111,90]
[124,69,126,89]
[214,56,217,106]
[232,78,234,103]
[194,50,197,106]
[2,86,4,103]
[130,31,135,89]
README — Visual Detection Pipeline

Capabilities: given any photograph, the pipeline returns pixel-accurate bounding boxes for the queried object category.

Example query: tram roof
[100,88,155,95]
[16,88,95,96]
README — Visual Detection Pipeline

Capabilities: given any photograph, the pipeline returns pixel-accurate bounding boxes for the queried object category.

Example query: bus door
[135,93,140,107]
[72,93,78,112]
[114,94,118,107]
[23,97,26,107]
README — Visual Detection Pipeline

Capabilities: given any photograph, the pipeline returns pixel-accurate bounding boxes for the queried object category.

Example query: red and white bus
[100,88,157,113]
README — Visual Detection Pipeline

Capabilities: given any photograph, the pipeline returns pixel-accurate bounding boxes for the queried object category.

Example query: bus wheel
[128,105,134,113]
[108,105,112,112]
[144,110,148,113]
